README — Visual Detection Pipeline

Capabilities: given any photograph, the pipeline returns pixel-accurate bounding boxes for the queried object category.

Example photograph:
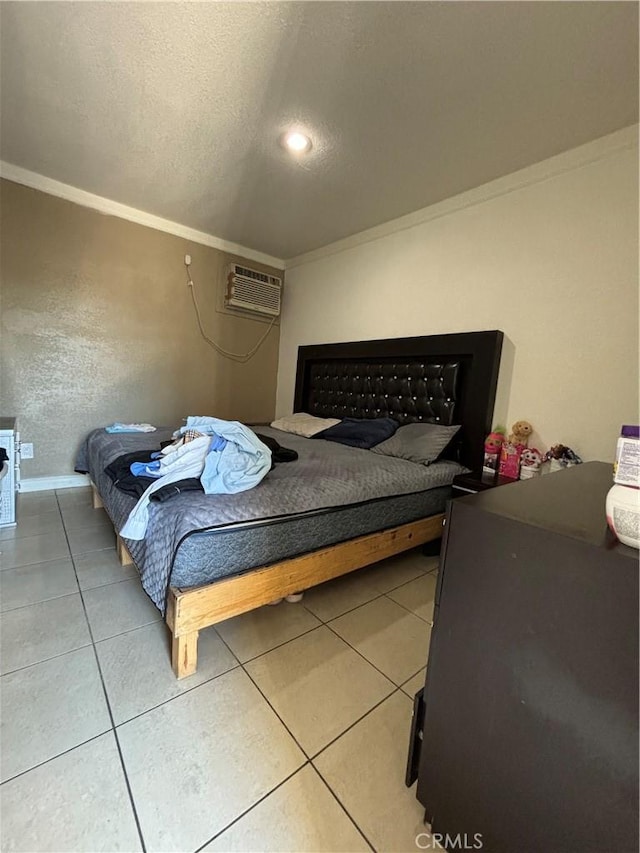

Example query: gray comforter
[76,426,463,610]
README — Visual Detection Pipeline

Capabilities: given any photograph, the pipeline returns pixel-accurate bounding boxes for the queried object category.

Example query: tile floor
[0,487,441,853]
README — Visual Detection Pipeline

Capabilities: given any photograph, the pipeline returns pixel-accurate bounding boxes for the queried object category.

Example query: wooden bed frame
[94,329,503,678]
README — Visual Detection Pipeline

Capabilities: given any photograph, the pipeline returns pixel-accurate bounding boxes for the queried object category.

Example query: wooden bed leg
[116,535,134,567]
[172,631,199,679]
[91,485,104,509]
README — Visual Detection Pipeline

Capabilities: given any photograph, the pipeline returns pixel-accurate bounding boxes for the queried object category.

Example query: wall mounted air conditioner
[225,264,282,317]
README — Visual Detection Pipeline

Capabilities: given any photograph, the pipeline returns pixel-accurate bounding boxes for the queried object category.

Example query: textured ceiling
[1,1,638,260]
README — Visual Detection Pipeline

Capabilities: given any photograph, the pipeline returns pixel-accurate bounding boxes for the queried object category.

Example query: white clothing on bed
[120,418,272,541]
[119,435,211,540]
[178,416,272,496]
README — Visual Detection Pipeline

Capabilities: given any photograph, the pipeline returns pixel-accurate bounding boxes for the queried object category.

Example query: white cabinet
[0,417,18,527]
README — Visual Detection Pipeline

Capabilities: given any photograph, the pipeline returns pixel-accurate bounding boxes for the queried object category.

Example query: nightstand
[451,469,516,498]
[424,472,515,556]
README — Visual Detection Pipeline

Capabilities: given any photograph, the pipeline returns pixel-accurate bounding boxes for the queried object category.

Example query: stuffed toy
[508,420,533,447]
[544,444,583,470]
[483,426,506,472]
[519,447,543,479]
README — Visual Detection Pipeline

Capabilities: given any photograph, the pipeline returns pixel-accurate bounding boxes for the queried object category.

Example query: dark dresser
[409,462,638,853]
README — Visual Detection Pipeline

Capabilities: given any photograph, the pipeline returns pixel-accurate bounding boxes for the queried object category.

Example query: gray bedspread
[76,426,464,611]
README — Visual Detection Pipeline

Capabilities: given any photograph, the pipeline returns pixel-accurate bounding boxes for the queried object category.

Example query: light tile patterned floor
[0,487,441,853]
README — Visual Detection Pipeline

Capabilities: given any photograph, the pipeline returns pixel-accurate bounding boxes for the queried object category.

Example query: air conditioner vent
[225,264,282,317]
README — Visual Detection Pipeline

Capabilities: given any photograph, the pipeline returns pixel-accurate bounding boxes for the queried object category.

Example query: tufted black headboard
[293,330,503,472]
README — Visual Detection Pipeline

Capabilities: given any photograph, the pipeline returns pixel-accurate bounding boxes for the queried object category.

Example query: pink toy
[483,428,506,473]
[499,442,523,479]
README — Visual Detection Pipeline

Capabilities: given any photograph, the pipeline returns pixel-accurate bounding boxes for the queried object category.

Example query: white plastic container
[607,425,640,549]
[0,417,18,527]
[614,431,640,487]
[606,484,640,549]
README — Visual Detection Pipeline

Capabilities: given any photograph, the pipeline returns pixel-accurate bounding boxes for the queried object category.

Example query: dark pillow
[371,422,461,465]
[313,417,399,449]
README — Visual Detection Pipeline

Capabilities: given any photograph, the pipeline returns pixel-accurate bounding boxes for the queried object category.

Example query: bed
[77,329,503,678]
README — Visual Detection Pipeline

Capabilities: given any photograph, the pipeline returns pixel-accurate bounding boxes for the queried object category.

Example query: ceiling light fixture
[281,131,312,154]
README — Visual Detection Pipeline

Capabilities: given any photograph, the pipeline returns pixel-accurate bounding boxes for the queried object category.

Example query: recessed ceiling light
[281,131,312,154]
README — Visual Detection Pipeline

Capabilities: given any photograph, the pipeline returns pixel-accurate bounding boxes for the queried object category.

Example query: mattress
[171,486,449,588]
[77,425,465,610]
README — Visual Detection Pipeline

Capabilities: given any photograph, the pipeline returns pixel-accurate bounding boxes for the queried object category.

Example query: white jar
[606,484,640,549]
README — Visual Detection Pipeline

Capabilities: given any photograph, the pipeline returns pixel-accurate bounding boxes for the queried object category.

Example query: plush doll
[544,444,583,471]
[519,447,543,479]
[508,420,533,447]
[483,427,506,473]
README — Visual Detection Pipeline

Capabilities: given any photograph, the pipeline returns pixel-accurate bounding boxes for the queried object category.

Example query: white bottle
[606,484,640,549]
[606,425,640,549]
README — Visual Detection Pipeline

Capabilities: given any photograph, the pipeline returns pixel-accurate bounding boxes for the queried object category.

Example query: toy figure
[508,420,533,447]
[483,426,506,473]
[499,441,523,479]
[519,447,543,479]
[544,444,583,472]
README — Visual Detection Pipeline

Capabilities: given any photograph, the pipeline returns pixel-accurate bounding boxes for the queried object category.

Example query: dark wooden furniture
[408,462,639,852]
[451,469,516,498]
[423,470,514,556]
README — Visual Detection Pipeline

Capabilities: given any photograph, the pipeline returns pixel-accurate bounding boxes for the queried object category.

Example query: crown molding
[0,162,285,270]
[3,124,636,273]
[285,124,639,270]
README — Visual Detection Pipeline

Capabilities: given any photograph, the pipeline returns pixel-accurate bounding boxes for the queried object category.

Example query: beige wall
[276,128,639,463]
[0,179,282,477]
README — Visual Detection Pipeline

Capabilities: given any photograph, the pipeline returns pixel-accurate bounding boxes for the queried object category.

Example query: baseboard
[19,474,90,493]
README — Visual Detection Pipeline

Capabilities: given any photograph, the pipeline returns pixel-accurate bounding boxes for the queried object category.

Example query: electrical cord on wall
[185,259,277,363]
